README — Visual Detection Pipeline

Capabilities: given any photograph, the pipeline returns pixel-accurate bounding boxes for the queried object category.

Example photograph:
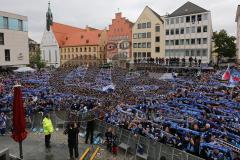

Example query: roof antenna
[117,8,120,12]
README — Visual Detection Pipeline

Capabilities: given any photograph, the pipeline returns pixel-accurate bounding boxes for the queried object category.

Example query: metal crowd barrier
[94,119,204,160]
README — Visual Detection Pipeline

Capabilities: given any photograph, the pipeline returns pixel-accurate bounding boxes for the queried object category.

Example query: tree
[212,30,236,63]
[29,48,46,70]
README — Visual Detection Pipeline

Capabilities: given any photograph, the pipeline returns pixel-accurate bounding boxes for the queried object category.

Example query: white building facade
[0,11,29,67]
[40,29,60,68]
[164,2,213,63]
[236,5,240,62]
[40,2,60,68]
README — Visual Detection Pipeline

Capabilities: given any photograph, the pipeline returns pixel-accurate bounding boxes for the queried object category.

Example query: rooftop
[168,1,209,17]
[51,22,104,47]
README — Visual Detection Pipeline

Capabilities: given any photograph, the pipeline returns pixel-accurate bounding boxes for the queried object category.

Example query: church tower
[46,1,53,31]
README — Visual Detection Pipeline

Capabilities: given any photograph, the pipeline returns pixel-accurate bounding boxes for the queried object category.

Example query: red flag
[222,66,231,81]
[12,85,27,142]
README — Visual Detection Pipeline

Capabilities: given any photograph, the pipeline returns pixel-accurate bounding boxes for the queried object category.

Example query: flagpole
[19,141,23,159]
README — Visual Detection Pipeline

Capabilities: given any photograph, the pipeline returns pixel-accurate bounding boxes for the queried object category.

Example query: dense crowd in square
[0,66,240,160]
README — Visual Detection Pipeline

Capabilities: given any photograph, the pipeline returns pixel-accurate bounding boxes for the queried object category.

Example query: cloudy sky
[1,0,238,42]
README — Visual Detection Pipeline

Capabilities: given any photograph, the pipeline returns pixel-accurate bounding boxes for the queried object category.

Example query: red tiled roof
[51,22,103,47]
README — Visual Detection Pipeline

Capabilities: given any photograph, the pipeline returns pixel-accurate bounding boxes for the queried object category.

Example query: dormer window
[86,40,89,43]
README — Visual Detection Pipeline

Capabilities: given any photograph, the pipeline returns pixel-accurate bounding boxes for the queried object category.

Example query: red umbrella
[12,85,28,159]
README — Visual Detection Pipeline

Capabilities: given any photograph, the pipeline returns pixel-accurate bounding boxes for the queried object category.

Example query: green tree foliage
[212,30,236,59]
[29,49,46,70]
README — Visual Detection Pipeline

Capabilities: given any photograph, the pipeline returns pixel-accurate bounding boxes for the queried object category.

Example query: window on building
[175,28,179,34]
[166,40,169,45]
[180,28,184,34]
[191,50,195,56]
[185,50,190,56]
[202,49,207,56]
[9,18,18,30]
[147,52,151,57]
[170,29,174,35]
[147,32,151,38]
[133,52,137,58]
[5,49,10,61]
[170,18,174,24]
[55,50,58,62]
[180,17,184,23]
[133,43,137,48]
[68,48,70,52]
[138,52,142,58]
[176,17,179,24]
[3,17,8,29]
[203,38,207,44]
[0,33,4,45]
[166,19,169,25]
[76,48,78,52]
[191,39,195,45]
[18,20,23,31]
[203,26,208,32]
[142,52,146,58]
[147,42,151,48]
[142,33,146,38]
[142,23,146,29]
[197,50,201,56]
[191,26,195,33]
[197,26,201,33]
[197,38,201,44]
[186,39,190,45]
[197,15,202,21]
[147,22,151,28]
[49,50,51,62]
[155,47,160,52]
[155,36,160,42]
[138,33,142,39]
[93,47,96,52]
[133,33,138,39]
[80,48,82,52]
[203,14,208,20]
[89,47,91,52]
[138,43,142,48]
[166,30,169,35]
[186,16,190,23]
[180,39,184,45]
[137,23,141,29]
[72,48,74,52]
[142,43,146,48]
[155,25,160,32]
[191,15,196,23]
[175,40,179,45]
[170,40,174,45]
[186,27,190,34]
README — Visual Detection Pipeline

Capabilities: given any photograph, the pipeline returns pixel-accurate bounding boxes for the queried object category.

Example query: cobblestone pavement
[0,130,134,160]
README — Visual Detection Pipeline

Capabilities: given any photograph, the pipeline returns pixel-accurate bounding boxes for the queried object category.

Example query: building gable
[169,1,208,17]
[134,6,164,28]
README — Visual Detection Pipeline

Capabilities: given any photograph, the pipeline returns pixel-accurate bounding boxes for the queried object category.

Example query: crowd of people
[0,66,240,160]
[134,56,202,67]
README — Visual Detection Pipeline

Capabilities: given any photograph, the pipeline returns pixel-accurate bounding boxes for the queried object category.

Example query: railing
[94,119,204,160]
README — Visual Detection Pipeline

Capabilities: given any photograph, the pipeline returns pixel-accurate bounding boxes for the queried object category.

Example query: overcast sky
[1,0,238,43]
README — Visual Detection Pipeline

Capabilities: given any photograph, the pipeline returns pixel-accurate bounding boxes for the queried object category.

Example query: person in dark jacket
[85,116,95,144]
[64,122,79,159]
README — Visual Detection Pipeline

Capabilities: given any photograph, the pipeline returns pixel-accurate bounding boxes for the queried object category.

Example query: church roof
[51,22,104,47]
[169,1,209,17]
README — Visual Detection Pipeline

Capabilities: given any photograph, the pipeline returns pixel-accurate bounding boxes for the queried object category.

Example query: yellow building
[132,6,165,62]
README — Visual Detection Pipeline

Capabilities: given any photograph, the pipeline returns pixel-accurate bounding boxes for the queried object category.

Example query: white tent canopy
[13,67,36,73]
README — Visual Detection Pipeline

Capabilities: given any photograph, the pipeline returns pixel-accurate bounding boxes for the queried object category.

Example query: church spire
[46,1,53,31]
